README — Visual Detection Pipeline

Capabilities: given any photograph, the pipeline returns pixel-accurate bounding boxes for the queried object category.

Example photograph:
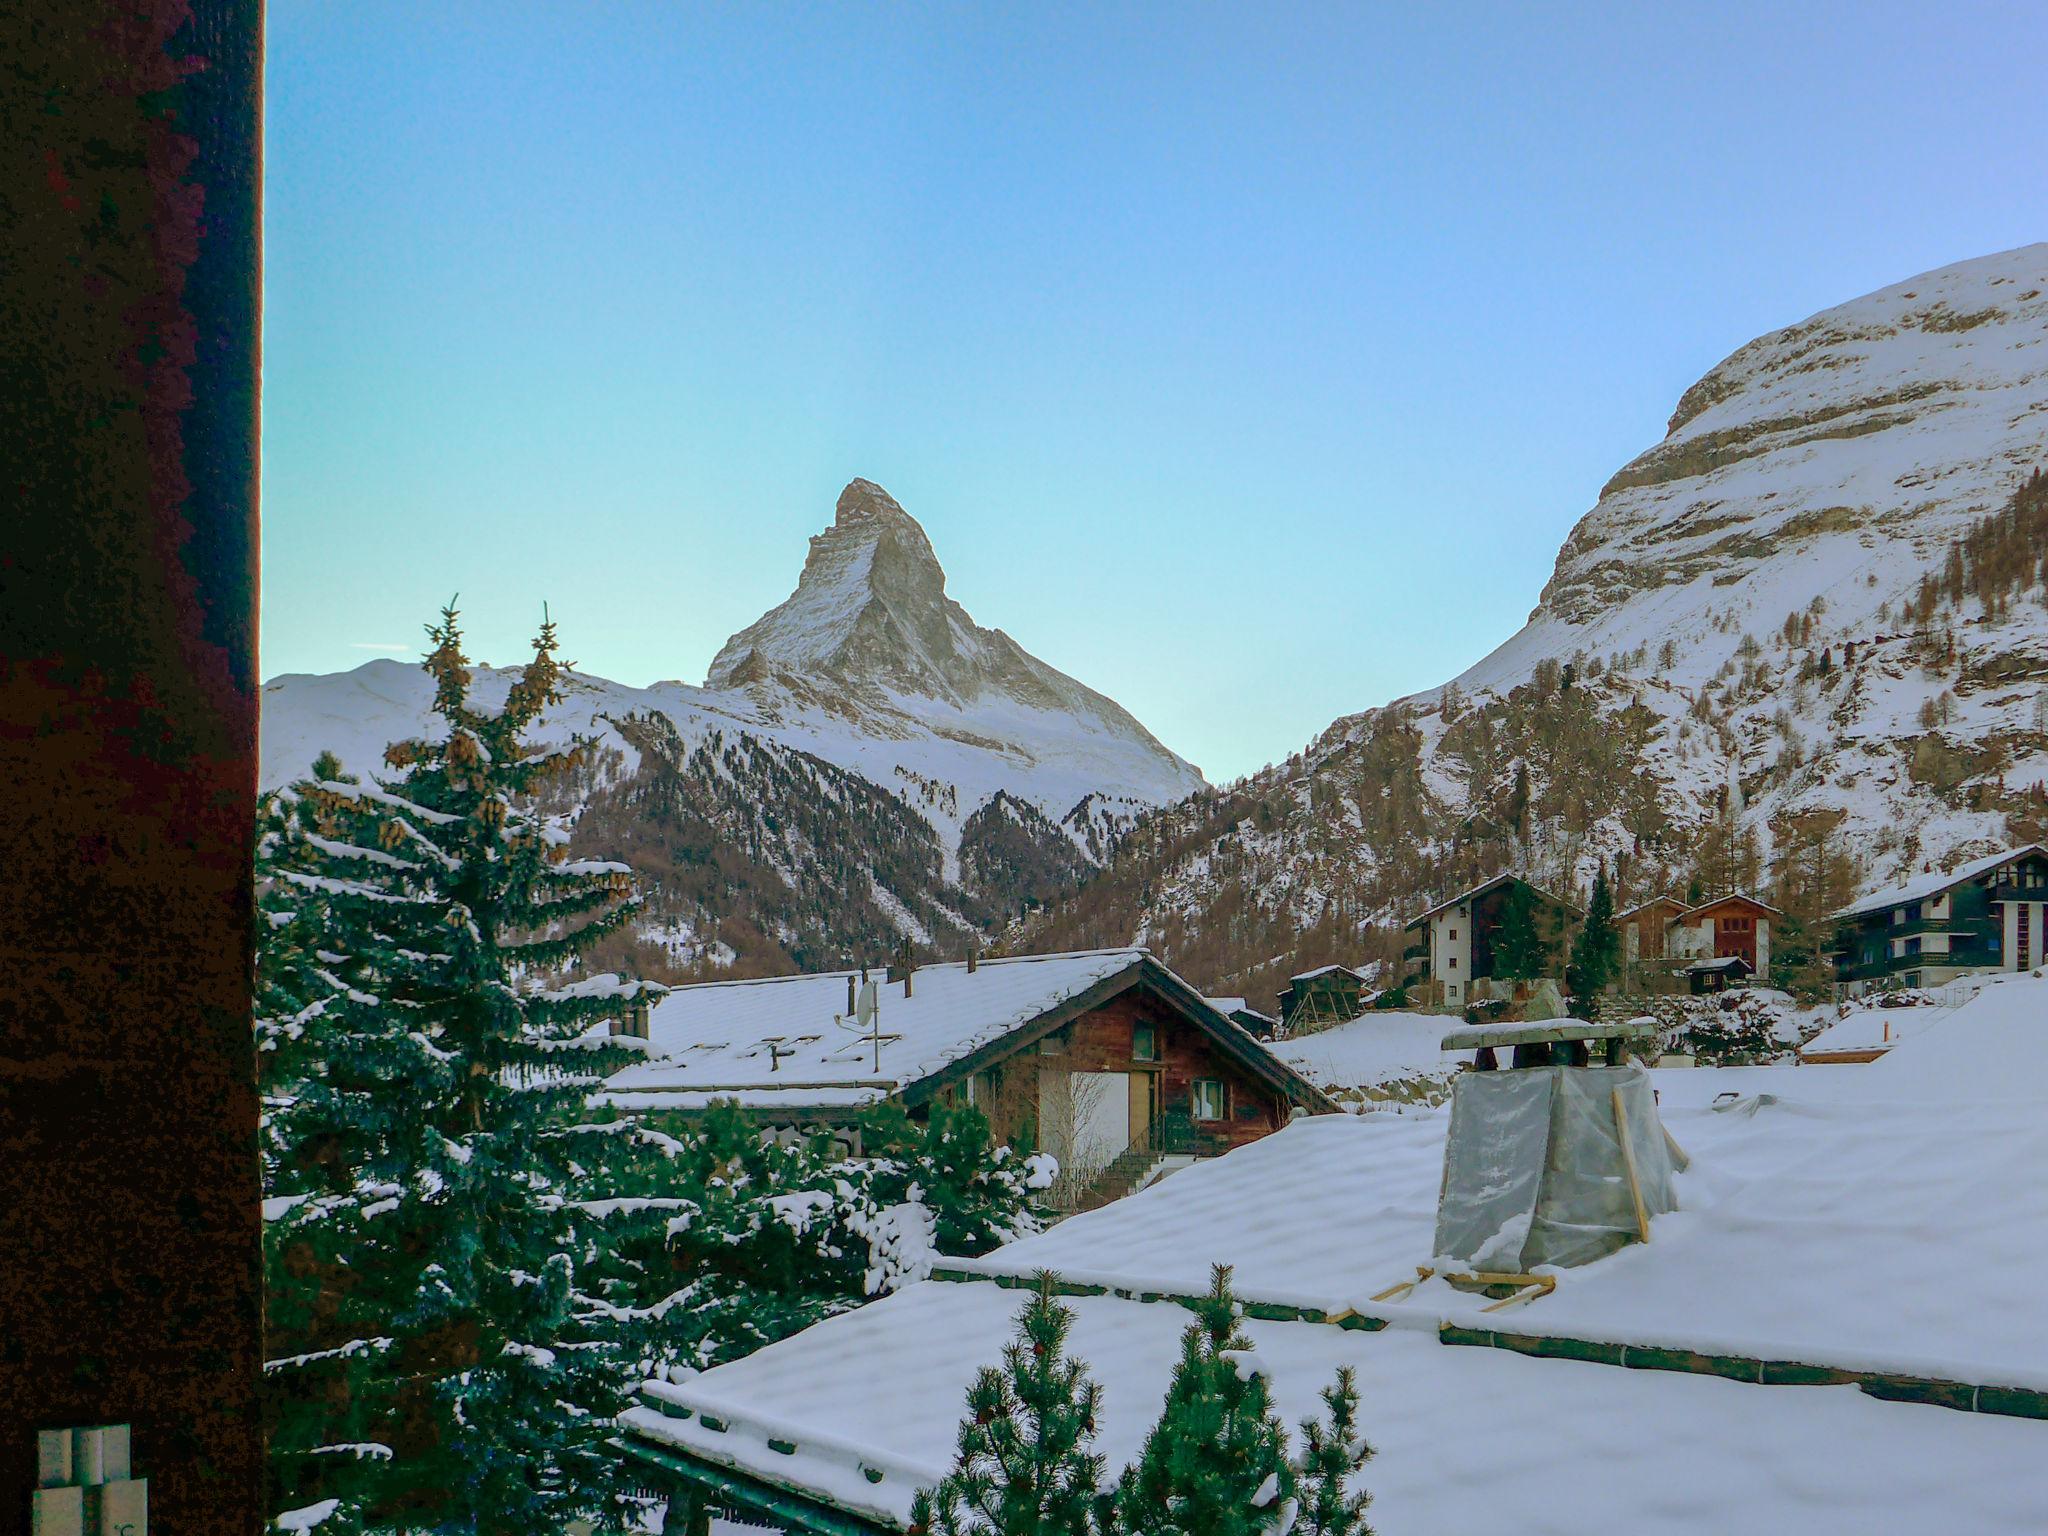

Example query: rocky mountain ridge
[262,480,1204,975]
[1030,245,2048,1001]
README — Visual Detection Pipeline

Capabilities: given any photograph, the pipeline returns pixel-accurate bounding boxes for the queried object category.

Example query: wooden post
[1612,1088,1652,1243]
[1,1,265,1529]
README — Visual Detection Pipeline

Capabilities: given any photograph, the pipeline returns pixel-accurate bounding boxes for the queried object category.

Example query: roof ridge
[650,945,1152,997]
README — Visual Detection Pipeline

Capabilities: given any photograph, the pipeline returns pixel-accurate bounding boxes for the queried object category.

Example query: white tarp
[1434,1063,1678,1272]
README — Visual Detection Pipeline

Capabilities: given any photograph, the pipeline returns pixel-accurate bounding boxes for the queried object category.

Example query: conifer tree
[1293,1367,1374,1536]
[910,1274,1110,1536]
[1566,866,1619,1004]
[591,1098,1055,1381]
[1493,881,1552,982]
[258,605,664,1535]
[1116,1265,1294,1536]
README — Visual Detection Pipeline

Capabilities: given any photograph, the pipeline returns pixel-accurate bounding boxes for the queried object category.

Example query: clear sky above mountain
[263,1,2048,782]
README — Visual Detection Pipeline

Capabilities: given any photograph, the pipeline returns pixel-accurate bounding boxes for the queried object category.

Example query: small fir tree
[1566,866,1620,1004]
[1492,881,1552,982]
[259,605,664,1535]
[910,1274,1110,1536]
[1293,1367,1374,1536]
[1116,1265,1294,1536]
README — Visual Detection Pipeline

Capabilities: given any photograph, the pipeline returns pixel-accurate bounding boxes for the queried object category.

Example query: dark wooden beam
[0,1,264,1530]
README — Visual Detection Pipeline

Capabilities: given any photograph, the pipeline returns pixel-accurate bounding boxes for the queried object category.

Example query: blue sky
[264,2,2047,782]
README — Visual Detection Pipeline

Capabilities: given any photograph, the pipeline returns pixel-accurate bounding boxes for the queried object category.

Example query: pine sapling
[1116,1264,1294,1536]
[911,1273,1109,1536]
[1293,1366,1374,1536]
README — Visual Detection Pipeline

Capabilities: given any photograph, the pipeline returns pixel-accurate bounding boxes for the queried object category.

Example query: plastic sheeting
[1434,1063,1678,1272]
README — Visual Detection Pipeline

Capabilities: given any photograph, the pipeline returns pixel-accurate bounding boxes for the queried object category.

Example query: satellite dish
[855,979,879,1029]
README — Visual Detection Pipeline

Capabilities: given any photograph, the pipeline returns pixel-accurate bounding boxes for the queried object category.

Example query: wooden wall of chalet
[968,990,1286,1154]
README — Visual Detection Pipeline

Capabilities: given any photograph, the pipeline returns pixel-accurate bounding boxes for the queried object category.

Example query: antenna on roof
[837,976,884,1074]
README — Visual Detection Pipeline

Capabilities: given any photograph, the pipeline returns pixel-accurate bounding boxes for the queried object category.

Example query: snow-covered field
[625,975,2048,1533]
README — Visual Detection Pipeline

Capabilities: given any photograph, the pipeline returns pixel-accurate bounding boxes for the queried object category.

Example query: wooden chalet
[1671,894,1778,974]
[1206,996,1282,1040]
[1404,874,1581,1011]
[1613,892,1777,990]
[596,948,1335,1206]
[1615,896,1690,966]
[1828,845,2048,995]
[1274,965,1369,1032]
[1686,955,1753,995]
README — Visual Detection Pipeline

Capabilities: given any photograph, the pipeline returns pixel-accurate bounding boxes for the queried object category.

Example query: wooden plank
[1612,1088,1652,1243]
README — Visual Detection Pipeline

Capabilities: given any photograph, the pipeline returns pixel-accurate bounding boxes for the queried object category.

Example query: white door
[1039,1070,1131,1176]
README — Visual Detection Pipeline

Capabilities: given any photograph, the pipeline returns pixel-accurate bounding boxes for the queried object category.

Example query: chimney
[887,938,915,996]
[847,973,857,1016]
[967,950,978,974]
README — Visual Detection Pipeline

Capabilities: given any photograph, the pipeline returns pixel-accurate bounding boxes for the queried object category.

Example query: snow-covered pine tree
[848,1100,1057,1291]
[600,1098,1057,1381]
[259,605,663,1535]
[910,1273,1111,1536]
[1292,1367,1374,1536]
[1116,1264,1294,1536]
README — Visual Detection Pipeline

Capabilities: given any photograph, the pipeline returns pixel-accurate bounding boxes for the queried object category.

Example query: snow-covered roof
[1408,872,1583,927]
[1682,892,1782,918]
[1797,999,1951,1062]
[1285,963,1363,984]
[1686,955,1752,973]
[1203,995,1247,1014]
[1834,845,2048,920]
[597,948,1332,1115]
[1614,895,1689,921]
[1266,1012,1477,1095]
[621,1010,2048,1530]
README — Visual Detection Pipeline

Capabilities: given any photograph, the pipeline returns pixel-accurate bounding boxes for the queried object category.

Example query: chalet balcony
[1887,915,1999,941]
[1835,943,2001,983]
[1988,882,2048,905]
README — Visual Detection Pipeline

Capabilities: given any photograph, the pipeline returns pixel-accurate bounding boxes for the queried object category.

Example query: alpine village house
[1405,873,1782,1006]
[1827,844,2048,994]
[1404,874,1582,1010]
[594,947,1334,1209]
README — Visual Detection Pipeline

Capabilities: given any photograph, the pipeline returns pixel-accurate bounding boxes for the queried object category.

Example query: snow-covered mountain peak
[705,477,951,693]
[262,477,1206,970]
[703,481,1199,792]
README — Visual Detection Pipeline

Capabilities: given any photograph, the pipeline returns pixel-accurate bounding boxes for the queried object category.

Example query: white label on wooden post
[72,1429,105,1488]
[31,1485,85,1536]
[98,1426,131,1484]
[97,1477,147,1536]
[37,1429,73,1489]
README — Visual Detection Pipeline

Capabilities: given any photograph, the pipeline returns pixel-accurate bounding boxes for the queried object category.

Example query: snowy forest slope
[1031,245,2048,1000]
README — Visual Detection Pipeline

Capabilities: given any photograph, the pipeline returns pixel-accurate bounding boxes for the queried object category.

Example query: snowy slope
[1034,245,2048,995]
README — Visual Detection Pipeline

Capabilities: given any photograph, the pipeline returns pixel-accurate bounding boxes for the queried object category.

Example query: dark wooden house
[598,948,1335,1208]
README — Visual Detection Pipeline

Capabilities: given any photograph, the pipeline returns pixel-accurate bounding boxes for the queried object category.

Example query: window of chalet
[1192,1079,1225,1121]
[1132,1022,1158,1061]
